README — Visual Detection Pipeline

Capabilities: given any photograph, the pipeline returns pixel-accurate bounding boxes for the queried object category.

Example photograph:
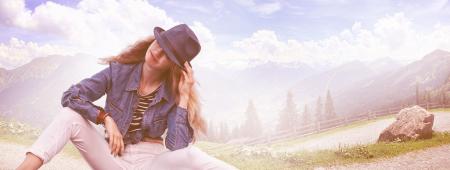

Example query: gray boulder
[378,105,434,142]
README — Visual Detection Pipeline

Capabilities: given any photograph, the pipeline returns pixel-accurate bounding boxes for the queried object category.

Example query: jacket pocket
[108,100,124,114]
[150,117,167,134]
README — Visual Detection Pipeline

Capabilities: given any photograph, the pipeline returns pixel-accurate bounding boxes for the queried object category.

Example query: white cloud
[213,0,225,9]
[189,21,217,67]
[32,0,179,56]
[0,0,216,68]
[0,0,32,27]
[397,0,449,17]
[234,0,281,15]
[252,2,281,15]
[0,37,75,69]
[2,0,450,71]
[225,12,450,68]
[164,0,212,14]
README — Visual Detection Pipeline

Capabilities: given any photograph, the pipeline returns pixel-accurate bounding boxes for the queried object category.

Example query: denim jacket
[61,61,193,151]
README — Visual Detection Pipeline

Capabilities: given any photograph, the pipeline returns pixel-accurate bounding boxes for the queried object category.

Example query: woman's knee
[161,145,236,169]
[55,107,88,125]
[185,145,205,157]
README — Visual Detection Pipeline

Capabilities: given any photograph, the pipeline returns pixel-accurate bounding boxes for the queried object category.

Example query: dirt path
[321,144,450,170]
[0,141,90,170]
[278,112,450,153]
[432,112,450,132]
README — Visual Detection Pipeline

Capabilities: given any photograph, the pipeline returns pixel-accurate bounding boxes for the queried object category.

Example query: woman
[17,24,237,170]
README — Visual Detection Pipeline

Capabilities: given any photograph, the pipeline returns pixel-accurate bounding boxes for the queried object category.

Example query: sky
[1,0,450,70]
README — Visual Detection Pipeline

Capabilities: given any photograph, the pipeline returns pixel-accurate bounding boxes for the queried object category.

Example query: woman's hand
[104,116,124,156]
[178,62,195,108]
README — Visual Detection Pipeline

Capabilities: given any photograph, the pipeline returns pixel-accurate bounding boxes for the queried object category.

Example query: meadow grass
[429,108,450,112]
[214,132,450,170]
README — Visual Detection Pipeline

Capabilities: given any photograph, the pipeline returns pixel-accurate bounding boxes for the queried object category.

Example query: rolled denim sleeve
[165,105,194,151]
[61,64,111,124]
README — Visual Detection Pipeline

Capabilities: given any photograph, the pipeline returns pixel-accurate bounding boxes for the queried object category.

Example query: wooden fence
[207,103,450,152]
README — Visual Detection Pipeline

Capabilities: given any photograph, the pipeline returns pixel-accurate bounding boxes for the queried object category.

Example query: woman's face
[144,40,174,71]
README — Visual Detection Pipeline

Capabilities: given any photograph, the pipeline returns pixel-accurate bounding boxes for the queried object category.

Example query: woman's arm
[61,64,111,124]
[166,61,194,151]
[165,105,194,151]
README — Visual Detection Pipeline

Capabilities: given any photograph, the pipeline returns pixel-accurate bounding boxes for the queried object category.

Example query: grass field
[1,108,449,169]
[429,108,450,112]
[210,132,450,169]
[200,109,450,169]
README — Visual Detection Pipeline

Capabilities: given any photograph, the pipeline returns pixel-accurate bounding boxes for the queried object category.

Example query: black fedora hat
[154,24,201,70]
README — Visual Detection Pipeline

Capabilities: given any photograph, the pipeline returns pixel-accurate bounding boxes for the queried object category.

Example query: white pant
[25,107,238,170]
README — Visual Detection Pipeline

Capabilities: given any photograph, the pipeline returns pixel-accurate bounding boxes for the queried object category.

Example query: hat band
[161,34,185,65]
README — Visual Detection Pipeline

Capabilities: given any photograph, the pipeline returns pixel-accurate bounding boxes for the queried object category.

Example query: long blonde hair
[100,35,207,142]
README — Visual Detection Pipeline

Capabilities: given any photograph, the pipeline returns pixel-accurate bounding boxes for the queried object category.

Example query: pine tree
[243,99,262,137]
[416,82,420,105]
[231,124,240,138]
[302,104,310,125]
[315,96,323,122]
[324,89,336,120]
[424,89,431,104]
[207,120,216,141]
[219,122,229,142]
[277,91,298,131]
[444,91,448,105]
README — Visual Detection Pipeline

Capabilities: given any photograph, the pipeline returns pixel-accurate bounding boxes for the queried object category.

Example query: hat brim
[154,26,191,70]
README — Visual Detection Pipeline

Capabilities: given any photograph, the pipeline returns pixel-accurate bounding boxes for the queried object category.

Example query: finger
[108,134,113,152]
[110,135,114,154]
[185,71,192,82]
[116,136,122,155]
[181,70,188,82]
[114,136,119,156]
[178,76,184,89]
[188,73,194,82]
[182,62,189,72]
[185,71,193,82]
[183,69,188,78]
[120,139,124,156]
[117,135,123,154]
[183,62,190,74]
[111,135,117,155]
[184,62,193,76]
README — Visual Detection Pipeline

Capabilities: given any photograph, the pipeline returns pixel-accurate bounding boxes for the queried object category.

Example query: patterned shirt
[125,85,161,144]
